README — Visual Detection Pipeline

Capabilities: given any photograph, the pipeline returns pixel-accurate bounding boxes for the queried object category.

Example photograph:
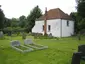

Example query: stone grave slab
[11,40,33,53]
[24,39,48,50]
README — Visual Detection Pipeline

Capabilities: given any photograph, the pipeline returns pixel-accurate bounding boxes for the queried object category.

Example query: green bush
[32,33,58,39]
[3,27,26,36]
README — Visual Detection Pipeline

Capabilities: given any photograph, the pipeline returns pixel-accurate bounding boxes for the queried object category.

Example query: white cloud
[0,0,77,18]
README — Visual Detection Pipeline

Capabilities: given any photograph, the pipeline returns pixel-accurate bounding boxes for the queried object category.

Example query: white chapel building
[32,8,74,37]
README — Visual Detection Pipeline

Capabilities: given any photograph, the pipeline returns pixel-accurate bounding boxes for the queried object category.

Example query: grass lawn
[0,36,85,64]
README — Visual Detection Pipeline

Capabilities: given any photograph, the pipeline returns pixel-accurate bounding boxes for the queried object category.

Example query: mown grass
[0,36,85,64]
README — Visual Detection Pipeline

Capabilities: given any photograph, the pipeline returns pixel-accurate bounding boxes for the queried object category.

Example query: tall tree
[0,5,5,30]
[77,0,85,18]
[19,15,26,28]
[4,18,11,27]
[27,5,42,32]
[70,12,82,33]
[71,0,85,34]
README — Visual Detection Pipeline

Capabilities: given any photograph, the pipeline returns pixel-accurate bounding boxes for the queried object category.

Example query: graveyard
[0,34,85,64]
[0,0,85,64]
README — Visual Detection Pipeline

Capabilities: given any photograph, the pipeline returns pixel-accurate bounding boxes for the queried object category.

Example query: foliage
[76,0,85,4]
[11,18,19,27]
[31,33,58,39]
[26,5,42,32]
[0,7,5,29]
[77,1,85,18]
[0,5,42,33]
[70,12,80,33]
[19,15,27,28]
[3,16,27,29]
[4,18,11,27]
[3,27,26,35]
[70,0,85,34]
[70,12,85,34]
[78,18,85,30]
[21,32,26,39]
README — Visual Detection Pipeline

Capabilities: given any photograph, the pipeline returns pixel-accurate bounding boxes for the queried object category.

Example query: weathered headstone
[78,45,85,56]
[11,40,20,46]
[24,39,33,45]
[71,52,82,64]
[0,31,4,38]
[78,45,85,60]
[48,33,52,37]
[71,44,85,64]
[8,31,12,36]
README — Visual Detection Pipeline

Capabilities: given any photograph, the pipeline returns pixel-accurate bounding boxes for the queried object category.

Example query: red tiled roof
[36,8,72,21]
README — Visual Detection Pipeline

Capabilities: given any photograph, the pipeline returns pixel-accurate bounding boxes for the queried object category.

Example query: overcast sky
[0,0,77,18]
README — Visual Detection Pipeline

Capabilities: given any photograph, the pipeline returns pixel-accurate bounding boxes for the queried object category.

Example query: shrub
[3,27,26,36]
[31,33,58,39]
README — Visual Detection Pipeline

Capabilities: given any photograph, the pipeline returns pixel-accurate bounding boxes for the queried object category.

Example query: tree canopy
[0,6,5,30]
[27,5,42,32]
[0,5,42,33]
[77,0,85,18]
[19,15,27,28]
[70,0,85,34]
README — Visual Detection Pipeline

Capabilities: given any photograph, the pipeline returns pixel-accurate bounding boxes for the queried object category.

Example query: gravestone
[24,39,33,45]
[0,31,4,38]
[71,44,85,64]
[78,45,85,56]
[48,33,53,39]
[8,31,12,36]
[11,40,33,53]
[11,40,20,46]
[78,45,85,60]
[71,52,82,64]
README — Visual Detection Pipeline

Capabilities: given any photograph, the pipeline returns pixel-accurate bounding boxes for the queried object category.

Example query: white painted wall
[46,19,61,37]
[32,19,74,37]
[32,19,61,37]
[32,20,44,34]
[61,20,74,37]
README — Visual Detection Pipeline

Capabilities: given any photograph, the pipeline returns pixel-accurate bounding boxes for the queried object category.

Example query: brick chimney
[44,7,47,35]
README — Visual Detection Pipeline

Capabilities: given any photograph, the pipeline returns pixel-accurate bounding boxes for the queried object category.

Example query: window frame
[67,20,69,27]
[42,25,44,31]
[48,25,51,32]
